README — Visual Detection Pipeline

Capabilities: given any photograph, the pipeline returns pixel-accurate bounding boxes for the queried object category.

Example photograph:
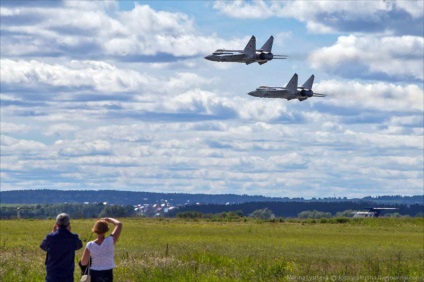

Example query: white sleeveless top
[87,236,116,270]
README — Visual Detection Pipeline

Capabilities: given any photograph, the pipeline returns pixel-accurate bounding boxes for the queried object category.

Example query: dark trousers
[46,274,73,282]
[89,269,113,282]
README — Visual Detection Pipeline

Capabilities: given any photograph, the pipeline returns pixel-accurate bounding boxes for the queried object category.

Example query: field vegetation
[0,218,423,281]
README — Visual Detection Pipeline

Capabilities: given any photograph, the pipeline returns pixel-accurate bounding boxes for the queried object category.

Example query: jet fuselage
[204,36,286,65]
[248,74,326,101]
[248,87,304,100]
[205,50,273,65]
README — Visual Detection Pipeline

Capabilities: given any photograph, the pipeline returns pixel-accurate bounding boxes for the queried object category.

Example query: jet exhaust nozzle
[300,90,313,97]
[258,52,273,60]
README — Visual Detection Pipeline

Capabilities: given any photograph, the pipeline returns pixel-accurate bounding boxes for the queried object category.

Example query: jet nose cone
[248,91,257,97]
[204,55,213,61]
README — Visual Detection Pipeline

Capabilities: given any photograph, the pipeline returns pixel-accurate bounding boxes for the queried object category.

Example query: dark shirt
[40,227,83,282]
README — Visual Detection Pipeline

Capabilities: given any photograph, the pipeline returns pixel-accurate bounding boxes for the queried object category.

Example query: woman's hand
[100,218,122,243]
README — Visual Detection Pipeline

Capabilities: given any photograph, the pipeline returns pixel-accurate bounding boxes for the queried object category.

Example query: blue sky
[1,0,423,198]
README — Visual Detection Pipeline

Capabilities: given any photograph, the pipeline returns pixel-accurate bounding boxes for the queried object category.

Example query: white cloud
[54,139,112,156]
[1,59,219,106]
[213,0,279,19]
[395,0,424,19]
[1,59,155,93]
[309,35,424,81]
[74,124,153,143]
[166,89,238,117]
[341,130,423,150]
[45,123,80,137]
[1,135,48,155]
[389,116,423,127]
[269,153,307,168]
[0,2,245,60]
[165,72,215,92]
[213,0,424,35]
[1,115,422,196]
[281,0,421,34]
[238,99,291,121]
[0,122,30,134]
[314,79,424,112]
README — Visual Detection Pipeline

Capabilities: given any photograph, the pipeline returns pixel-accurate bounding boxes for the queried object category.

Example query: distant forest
[1,201,422,219]
[1,190,422,219]
[1,189,423,205]
[0,203,134,220]
[168,202,424,218]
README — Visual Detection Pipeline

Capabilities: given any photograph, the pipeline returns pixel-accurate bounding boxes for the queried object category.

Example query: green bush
[298,210,332,219]
[176,211,203,219]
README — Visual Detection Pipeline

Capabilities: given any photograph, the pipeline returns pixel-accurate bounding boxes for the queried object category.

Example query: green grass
[0,218,423,281]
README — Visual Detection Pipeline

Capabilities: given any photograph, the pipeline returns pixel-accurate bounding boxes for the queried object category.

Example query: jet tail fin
[260,36,273,52]
[302,75,315,90]
[286,73,298,93]
[244,36,256,57]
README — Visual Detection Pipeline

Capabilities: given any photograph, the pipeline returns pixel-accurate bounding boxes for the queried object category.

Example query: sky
[1,0,423,198]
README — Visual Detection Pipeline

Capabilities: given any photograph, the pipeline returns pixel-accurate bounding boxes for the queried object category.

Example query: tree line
[1,190,422,205]
[0,203,134,219]
[174,208,421,222]
[167,201,424,218]
[1,201,423,219]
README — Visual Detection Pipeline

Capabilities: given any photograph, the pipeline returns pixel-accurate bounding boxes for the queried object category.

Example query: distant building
[353,208,398,218]
[133,199,176,217]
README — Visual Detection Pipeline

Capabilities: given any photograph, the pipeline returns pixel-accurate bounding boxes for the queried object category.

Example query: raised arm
[102,218,122,243]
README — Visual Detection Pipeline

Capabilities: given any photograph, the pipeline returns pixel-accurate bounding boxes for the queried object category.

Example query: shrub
[298,210,332,219]
[176,211,203,219]
[249,208,275,220]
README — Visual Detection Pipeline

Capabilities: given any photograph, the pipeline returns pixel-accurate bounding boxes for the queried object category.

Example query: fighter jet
[204,36,287,65]
[248,74,326,101]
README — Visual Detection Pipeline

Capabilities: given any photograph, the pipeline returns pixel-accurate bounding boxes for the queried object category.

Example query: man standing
[40,213,83,282]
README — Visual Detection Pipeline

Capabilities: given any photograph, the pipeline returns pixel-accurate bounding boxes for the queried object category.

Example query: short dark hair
[56,213,70,227]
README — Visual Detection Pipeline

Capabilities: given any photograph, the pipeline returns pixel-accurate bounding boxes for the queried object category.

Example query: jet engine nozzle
[300,90,313,97]
[258,52,273,60]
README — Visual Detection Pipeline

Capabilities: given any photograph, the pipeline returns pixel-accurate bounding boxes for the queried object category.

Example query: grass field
[0,218,423,281]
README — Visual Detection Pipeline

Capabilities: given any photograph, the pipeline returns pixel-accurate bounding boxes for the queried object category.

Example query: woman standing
[80,217,122,282]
